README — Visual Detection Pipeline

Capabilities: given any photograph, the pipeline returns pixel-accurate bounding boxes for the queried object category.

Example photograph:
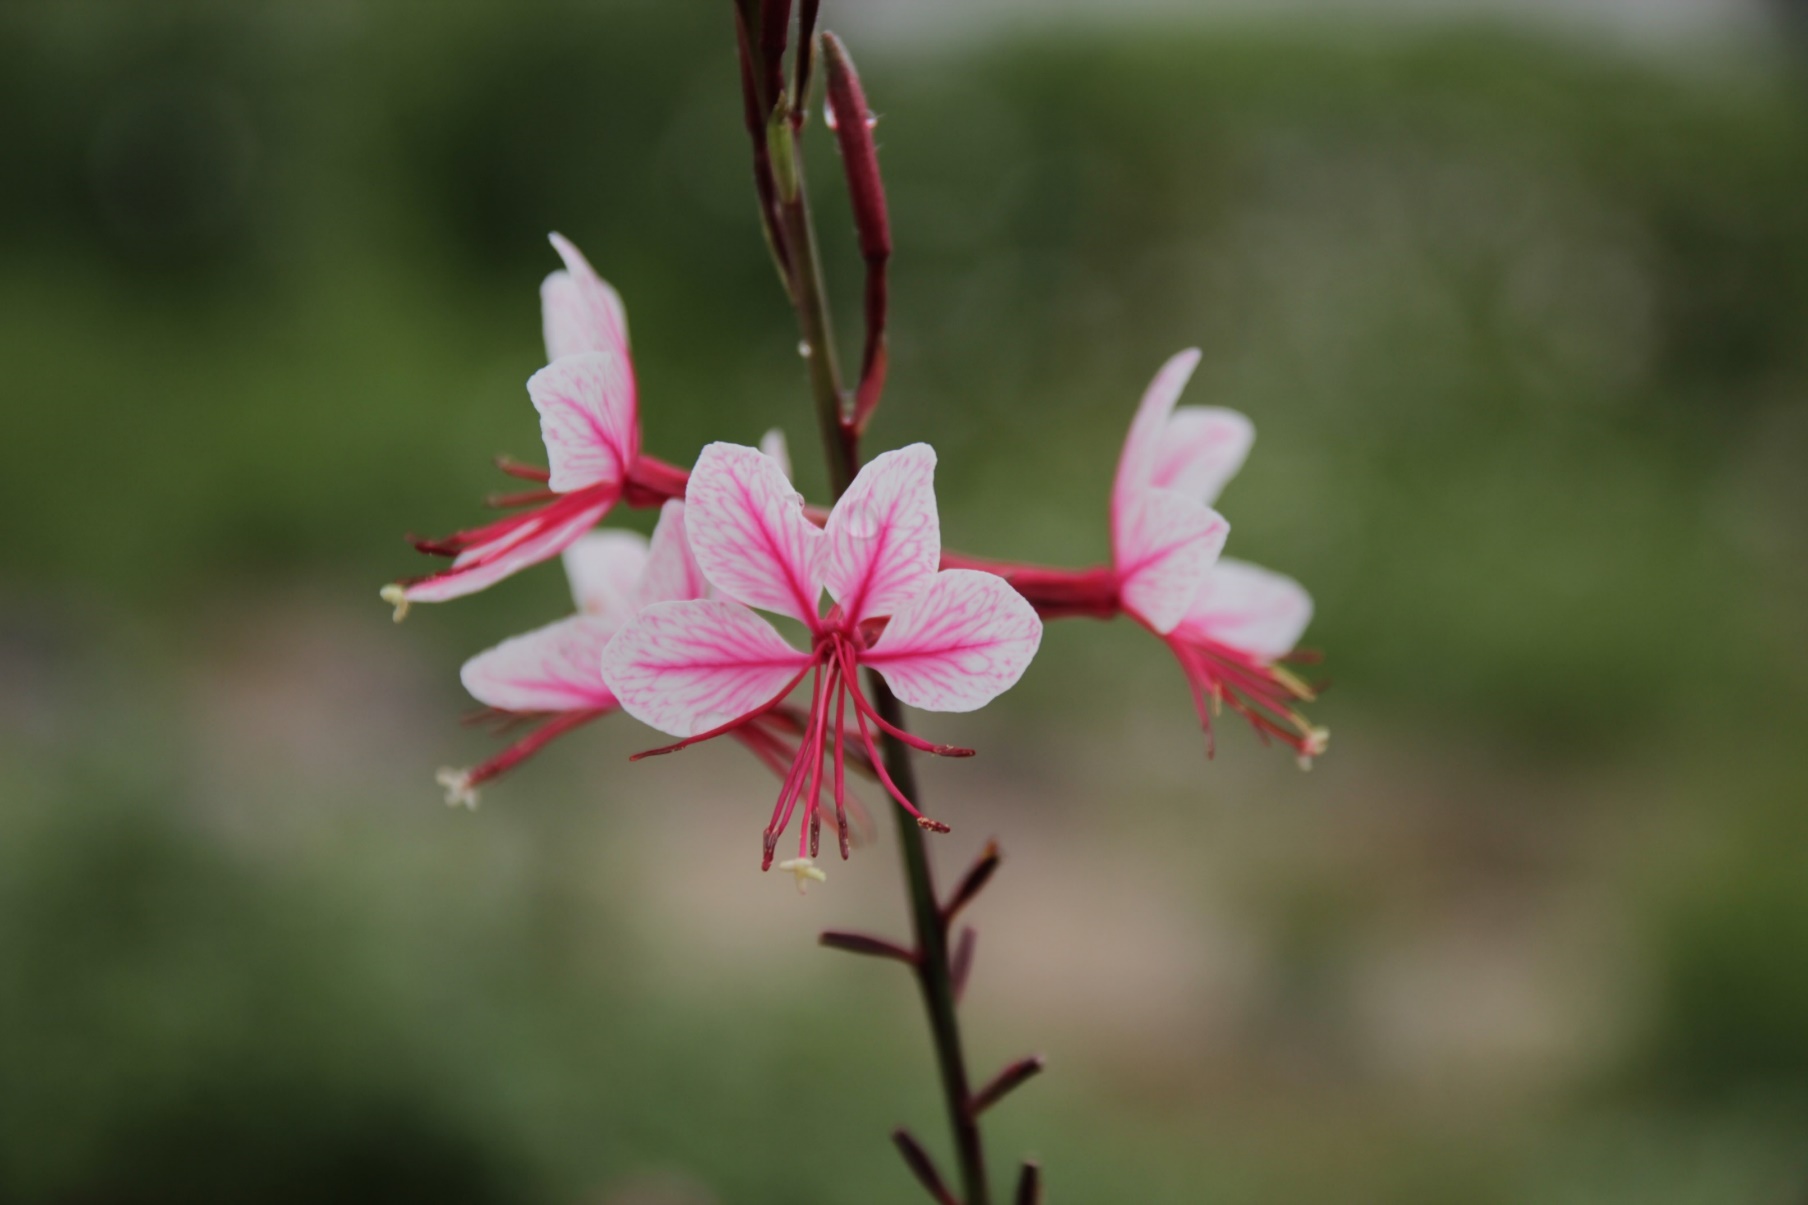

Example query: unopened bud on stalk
[821,32,893,435]
[821,34,889,266]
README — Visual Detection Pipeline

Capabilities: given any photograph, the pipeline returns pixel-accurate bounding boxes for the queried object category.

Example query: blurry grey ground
[4,1,1808,1202]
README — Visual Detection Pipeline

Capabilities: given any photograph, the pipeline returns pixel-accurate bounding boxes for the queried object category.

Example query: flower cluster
[388,239,1324,881]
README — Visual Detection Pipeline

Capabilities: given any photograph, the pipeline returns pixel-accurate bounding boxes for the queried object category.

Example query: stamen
[762,660,827,869]
[843,680,975,757]
[494,455,551,482]
[843,659,950,833]
[484,488,559,510]
[832,669,851,859]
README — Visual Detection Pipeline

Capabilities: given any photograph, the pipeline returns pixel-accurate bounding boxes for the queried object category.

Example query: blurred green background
[4,1,1808,1201]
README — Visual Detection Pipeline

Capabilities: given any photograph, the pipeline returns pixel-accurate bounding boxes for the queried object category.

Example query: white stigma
[777,857,827,894]
[380,584,410,623]
[437,767,479,809]
[1296,727,1331,771]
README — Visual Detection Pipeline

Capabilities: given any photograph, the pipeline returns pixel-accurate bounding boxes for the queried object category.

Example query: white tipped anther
[380,584,410,623]
[777,857,828,894]
[437,767,479,809]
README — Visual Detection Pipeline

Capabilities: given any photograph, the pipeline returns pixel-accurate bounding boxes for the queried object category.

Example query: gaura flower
[601,441,1042,879]
[1117,349,1325,764]
[441,497,833,808]
[384,234,686,618]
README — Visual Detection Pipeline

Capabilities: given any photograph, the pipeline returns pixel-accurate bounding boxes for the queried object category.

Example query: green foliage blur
[4,2,1808,1202]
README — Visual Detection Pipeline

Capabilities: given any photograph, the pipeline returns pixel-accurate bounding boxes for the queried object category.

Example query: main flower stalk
[754,34,993,1204]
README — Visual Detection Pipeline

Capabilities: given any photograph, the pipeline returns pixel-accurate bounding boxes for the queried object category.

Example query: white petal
[562,530,648,617]
[1178,558,1313,659]
[636,500,709,607]
[541,232,629,360]
[461,615,620,713]
[823,443,940,626]
[601,599,812,738]
[1153,407,1253,507]
[684,442,825,625]
[759,427,793,480]
[1113,488,1228,635]
[1112,348,1201,527]
[866,570,1043,713]
[527,351,638,493]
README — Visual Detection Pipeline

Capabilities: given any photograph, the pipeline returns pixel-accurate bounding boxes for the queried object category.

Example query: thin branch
[950,924,977,1004]
[971,1055,1046,1116]
[819,929,917,964]
[943,840,1001,923]
[892,1128,961,1205]
[1014,1161,1043,1205]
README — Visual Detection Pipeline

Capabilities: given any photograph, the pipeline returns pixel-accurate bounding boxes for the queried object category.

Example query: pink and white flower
[945,349,1325,763]
[602,441,1042,874]
[440,499,831,807]
[1117,350,1324,762]
[384,234,687,618]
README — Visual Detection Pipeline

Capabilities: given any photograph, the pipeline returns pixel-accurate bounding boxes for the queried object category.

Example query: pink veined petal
[461,614,621,713]
[1152,406,1253,507]
[759,427,792,480]
[405,497,613,604]
[527,351,639,493]
[865,569,1043,713]
[541,232,629,361]
[824,443,940,626]
[563,529,648,617]
[1177,557,1314,660]
[1114,487,1229,635]
[636,500,709,607]
[1112,347,1202,534]
[684,442,825,626]
[601,599,813,738]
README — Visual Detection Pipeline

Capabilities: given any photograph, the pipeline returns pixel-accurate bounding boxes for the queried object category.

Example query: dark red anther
[821,32,892,436]
[1014,1160,1043,1205]
[971,1054,1045,1116]
[819,929,917,964]
[943,839,1001,923]
[950,924,976,1004]
[891,1128,960,1205]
